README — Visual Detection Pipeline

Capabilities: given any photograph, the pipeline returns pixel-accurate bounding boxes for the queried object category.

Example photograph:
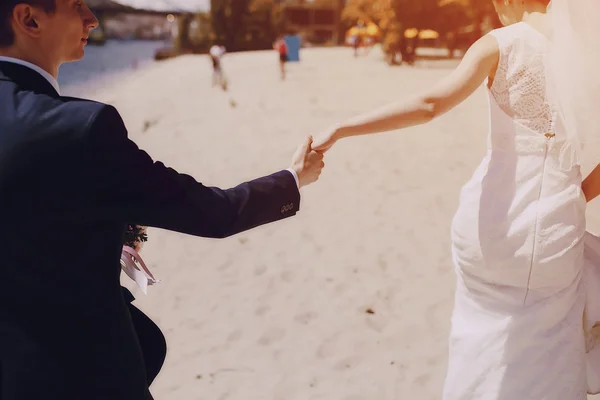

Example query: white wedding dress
[444,22,600,399]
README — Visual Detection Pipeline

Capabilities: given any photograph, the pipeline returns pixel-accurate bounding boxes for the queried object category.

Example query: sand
[63,46,600,400]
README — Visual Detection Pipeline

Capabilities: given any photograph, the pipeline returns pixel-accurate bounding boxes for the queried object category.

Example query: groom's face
[38,0,98,63]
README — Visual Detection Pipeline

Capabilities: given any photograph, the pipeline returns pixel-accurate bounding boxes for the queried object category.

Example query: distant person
[447,32,457,59]
[364,36,374,55]
[273,35,289,80]
[405,35,417,65]
[397,35,414,66]
[350,35,361,57]
[209,44,226,89]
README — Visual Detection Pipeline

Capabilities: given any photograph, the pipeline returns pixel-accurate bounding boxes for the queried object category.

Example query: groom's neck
[0,44,60,79]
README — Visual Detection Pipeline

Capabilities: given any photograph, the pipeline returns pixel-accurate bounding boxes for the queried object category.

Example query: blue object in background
[284,35,301,62]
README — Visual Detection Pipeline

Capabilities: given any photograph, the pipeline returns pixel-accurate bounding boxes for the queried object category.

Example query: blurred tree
[471,0,502,33]
[341,0,395,27]
[249,0,286,37]
[236,0,287,50]
[341,0,397,45]
[392,0,447,30]
[438,0,501,35]
[210,0,252,51]
[341,0,465,34]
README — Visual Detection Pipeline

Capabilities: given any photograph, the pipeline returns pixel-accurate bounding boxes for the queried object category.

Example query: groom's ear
[12,4,44,39]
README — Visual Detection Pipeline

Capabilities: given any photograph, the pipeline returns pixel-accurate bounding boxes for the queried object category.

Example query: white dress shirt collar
[0,56,60,95]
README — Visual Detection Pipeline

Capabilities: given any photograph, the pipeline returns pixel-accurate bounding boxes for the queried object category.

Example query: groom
[0,1,324,399]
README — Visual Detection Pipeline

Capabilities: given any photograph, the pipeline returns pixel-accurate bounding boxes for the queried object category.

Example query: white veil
[546,0,600,172]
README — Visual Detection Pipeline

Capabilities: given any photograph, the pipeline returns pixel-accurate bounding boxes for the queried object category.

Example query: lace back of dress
[488,23,558,137]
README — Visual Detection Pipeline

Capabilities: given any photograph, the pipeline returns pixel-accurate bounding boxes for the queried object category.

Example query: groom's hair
[0,0,56,47]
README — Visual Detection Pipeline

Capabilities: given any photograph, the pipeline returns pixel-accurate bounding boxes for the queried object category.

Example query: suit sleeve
[82,105,300,238]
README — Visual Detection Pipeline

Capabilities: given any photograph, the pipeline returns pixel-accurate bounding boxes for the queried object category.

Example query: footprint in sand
[378,256,388,271]
[280,270,294,283]
[226,329,243,343]
[257,328,286,346]
[316,333,342,359]
[254,264,268,276]
[217,260,232,271]
[294,311,318,325]
[413,373,432,386]
[273,374,322,400]
[255,305,270,317]
[333,355,363,371]
[217,393,230,400]
[334,283,347,295]
[363,311,387,333]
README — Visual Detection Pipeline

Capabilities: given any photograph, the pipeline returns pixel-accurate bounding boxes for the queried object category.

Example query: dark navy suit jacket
[0,61,300,400]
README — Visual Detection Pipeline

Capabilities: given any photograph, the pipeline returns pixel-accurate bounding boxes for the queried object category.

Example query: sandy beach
[64,46,600,400]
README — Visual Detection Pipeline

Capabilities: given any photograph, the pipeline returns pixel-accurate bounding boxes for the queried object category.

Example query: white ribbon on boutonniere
[120,245,160,295]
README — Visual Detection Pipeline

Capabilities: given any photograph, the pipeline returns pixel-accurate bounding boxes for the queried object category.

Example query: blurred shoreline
[58,40,168,93]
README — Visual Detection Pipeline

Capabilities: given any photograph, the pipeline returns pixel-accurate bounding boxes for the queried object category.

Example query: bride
[313,0,600,398]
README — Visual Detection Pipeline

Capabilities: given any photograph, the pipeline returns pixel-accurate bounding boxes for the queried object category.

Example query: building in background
[278,0,346,45]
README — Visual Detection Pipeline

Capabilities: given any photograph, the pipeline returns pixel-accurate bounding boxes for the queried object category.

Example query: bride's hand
[312,125,342,153]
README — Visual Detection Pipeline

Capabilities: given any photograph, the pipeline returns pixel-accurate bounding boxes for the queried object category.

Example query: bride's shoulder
[486,24,521,44]
[466,33,500,59]
[487,22,547,48]
[484,24,539,58]
[456,34,499,74]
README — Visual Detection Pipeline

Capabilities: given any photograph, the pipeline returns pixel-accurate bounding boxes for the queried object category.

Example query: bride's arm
[582,165,600,202]
[313,35,500,150]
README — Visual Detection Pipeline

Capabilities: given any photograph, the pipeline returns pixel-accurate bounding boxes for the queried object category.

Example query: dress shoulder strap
[486,25,517,56]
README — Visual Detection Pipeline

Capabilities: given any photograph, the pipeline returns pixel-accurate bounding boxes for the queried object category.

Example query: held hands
[291,126,344,187]
[291,136,325,188]
[311,125,342,153]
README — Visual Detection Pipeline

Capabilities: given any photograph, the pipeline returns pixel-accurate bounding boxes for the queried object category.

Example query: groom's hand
[291,136,325,188]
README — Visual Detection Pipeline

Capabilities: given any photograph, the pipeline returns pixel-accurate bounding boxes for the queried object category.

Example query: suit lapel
[0,61,60,97]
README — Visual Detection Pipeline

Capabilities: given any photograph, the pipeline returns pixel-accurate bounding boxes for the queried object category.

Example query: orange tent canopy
[346,22,381,38]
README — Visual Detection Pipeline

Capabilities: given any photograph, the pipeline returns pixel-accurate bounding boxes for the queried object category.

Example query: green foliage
[210,0,252,50]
